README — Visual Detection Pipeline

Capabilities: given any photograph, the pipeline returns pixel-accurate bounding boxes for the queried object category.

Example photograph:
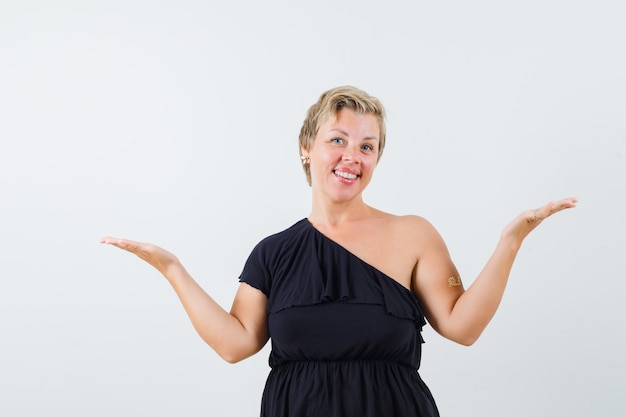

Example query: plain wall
[1,1,624,415]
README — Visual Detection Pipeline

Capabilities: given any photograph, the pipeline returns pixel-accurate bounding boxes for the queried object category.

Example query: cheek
[361,159,377,174]
[313,151,340,169]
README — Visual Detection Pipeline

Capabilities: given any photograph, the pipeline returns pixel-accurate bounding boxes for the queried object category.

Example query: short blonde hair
[299,86,387,185]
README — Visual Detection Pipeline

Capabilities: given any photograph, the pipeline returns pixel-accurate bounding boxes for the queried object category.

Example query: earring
[300,155,309,165]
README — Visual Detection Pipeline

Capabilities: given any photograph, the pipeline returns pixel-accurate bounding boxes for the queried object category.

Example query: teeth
[335,170,357,179]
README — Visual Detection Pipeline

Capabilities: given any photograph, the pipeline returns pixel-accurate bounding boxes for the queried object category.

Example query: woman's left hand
[501,197,578,247]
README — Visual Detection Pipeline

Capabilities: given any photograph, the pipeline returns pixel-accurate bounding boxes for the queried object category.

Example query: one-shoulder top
[239,219,439,417]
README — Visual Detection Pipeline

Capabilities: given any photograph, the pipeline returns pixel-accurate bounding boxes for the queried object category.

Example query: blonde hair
[299,86,387,185]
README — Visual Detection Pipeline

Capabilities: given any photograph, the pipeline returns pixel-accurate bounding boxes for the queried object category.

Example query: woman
[101,86,577,416]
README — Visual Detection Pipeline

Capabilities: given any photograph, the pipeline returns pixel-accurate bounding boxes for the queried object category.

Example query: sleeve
[238,238,273,297]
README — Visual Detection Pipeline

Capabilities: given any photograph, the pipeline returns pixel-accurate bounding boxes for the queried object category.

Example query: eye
[330,137,344,144]
[362,143,375,151]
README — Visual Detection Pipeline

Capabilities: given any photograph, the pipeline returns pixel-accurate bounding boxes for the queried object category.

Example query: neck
[308,195,371,228]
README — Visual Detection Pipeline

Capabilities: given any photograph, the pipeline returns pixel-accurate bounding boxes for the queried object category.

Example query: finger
[548,198,578,214]
[534,197,577,221]
[100,237,142,252]
[558,197,578,209]
[100,237,128,246]
[99,236,118,244]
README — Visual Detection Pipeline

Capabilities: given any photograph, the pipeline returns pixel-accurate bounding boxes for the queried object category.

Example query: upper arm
[410,219,465,341]
[228,282,270,358]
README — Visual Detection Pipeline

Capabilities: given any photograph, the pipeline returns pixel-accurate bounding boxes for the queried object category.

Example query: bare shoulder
[389,214,441,239]
[391,214,432,228]
[369,208,428,226]
[363,210,440,248]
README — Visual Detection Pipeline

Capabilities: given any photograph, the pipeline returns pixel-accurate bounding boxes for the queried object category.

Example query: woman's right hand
[101,236,269,363]
[100,237,180,276]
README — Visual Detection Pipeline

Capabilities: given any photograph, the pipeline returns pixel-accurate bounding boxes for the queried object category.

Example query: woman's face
[305,108,380,204]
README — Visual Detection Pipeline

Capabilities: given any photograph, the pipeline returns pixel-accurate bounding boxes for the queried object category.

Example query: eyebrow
[328,128,379,141]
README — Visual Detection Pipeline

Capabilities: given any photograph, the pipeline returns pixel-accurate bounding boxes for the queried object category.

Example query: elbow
[207,330,268,364]
[456,328,484,346]
[220,352,245,364]
[440,326,481,346]
[214,345,250,364]
[455,335,478,346]
[213,341,260,364]
[433,313,489,346]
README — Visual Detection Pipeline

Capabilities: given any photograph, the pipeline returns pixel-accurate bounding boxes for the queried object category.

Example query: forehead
[319,108,380,136]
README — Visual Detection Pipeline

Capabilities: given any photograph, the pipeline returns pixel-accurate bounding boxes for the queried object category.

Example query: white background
[1,1,625,416]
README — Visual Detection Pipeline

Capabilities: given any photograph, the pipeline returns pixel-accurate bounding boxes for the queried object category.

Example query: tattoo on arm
[447,276,461,288]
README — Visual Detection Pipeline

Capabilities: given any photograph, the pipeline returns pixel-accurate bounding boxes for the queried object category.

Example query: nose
[342,147,360,163]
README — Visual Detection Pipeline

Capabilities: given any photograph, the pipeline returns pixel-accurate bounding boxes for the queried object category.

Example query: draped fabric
[240,219,439,417]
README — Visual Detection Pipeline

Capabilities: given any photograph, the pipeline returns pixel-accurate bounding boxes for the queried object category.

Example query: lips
[334,170,358,180]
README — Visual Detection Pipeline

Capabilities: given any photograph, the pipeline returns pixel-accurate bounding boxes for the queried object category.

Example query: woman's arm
[412,197,577,346]
[100,238,269,363]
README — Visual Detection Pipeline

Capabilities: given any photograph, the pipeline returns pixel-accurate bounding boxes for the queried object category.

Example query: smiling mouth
[334,170,359,180]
